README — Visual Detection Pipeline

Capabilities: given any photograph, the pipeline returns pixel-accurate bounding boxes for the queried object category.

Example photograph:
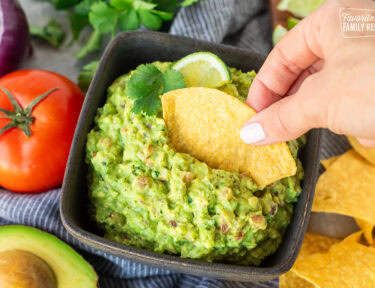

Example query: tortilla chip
[356,218,374,245]
[320,156,339,170]
[312,149,375,224]
[294,232,375,288]
[297,233,341,258]
[279,233,340,288]
[280,234,339,288]
[348,136,375,166]
[343,231,363,243]
[162,88,296,186]
[279,271,314,288]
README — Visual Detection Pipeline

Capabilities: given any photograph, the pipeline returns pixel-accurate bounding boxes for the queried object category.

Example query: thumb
[240,74,324,145]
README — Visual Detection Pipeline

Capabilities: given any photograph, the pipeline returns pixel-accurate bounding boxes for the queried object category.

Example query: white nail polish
[240,122,266,144]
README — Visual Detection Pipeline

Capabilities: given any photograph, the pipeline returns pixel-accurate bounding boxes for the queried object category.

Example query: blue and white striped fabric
[0,0,349,287]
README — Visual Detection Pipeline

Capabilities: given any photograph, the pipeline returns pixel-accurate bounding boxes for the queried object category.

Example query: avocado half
[0,225,98,287]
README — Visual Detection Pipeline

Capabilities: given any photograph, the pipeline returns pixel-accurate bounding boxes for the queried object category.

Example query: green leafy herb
[76,29,102,58]
[162,68,185,93]
[29,19,66,47]
[126,64,185,116]
[34,0,202,58]
[78,61,99,91]
[35,0,81,10]
[74,0,100,16]
[69,12,89,40]
[138,10,162,30]
[118,9,139,30]
[89,2,118,35]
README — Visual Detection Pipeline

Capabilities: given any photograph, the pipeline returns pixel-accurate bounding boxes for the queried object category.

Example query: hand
[240,0,375,147]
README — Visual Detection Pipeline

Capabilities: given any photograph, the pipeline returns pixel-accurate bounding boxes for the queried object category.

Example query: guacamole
[86,62,305,265]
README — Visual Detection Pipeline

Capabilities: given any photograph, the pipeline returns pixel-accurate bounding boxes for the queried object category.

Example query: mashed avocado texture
[86,62,305,265]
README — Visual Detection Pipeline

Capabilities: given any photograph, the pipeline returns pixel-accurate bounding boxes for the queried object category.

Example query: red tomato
[0,70,84,193]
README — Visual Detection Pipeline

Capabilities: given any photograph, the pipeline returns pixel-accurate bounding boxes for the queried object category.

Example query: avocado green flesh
[0,225,98,287]
[86,62,305,265]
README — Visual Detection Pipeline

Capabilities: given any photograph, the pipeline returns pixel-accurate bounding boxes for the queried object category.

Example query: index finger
[247,11,323,111]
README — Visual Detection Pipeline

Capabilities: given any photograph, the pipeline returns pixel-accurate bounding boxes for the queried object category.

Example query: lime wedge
[287,17,300,29]
[277,0,325,18]
[272,25,288,46]
[172,52,231,88]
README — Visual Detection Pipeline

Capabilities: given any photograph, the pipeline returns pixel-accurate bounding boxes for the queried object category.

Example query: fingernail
[240,122,266,144]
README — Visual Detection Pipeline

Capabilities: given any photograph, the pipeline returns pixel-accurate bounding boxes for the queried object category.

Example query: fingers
[356,137,375,148]
[241,73,324,145]
[286,60,324,95]
[247,13,322,112]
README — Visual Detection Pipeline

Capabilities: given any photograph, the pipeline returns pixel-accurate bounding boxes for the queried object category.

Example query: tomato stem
[0,87,59,136]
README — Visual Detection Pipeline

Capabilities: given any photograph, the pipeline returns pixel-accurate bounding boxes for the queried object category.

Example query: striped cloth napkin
[0,0,349,287]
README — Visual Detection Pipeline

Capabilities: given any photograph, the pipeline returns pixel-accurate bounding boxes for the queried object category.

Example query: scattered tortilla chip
[348,136,375,166]
[294,232,375,288]
[162,88,296,186]
[320,156,339,170]
[356,218,374,245]
[312,149,375,224]
[297,233,341,258]
[279,271,314,288]
[343,231,363,243]
[279,233,339,288]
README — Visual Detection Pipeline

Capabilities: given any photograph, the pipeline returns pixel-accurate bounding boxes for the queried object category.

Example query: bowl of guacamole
[61,31,321,282]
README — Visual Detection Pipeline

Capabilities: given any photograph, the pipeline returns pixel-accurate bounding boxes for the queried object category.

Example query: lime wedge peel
[172,52,231,88]
[272,25,288,46]
[287,17,300,29]
[277,0,326,18]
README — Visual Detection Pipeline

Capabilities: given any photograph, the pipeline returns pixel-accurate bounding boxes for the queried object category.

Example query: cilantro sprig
[30,19,66,47]
[126,64,185,116]
[33,0,201,90]
[35,0,201,59]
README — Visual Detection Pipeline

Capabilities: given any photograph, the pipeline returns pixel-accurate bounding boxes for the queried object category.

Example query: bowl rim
[60,30,322,281]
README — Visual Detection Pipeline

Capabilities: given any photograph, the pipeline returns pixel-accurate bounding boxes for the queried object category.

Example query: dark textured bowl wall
[61,31,321,282]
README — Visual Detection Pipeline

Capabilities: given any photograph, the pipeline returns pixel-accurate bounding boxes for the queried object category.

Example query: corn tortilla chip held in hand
[162,88,297,187]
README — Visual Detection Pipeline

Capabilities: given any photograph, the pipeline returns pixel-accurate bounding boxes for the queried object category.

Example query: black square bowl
[60,31,321,282]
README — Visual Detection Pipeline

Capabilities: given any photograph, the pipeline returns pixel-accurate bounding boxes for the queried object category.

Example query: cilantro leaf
[131,64,163,85]
[126,64,186,116]
[131,81,161,115]
[74,0,100,16]
[89,2,119,35]
[154,0,178,13]
[151,10,174,21]
[110,0,133,10]
[69,12,89,40]
[180,0,200,7]
[133,0,157,10]
[119,9,140,30]
[29,19,66,47]
[78,61,99,92]
[139,10,162,30]
[162,69,186,93]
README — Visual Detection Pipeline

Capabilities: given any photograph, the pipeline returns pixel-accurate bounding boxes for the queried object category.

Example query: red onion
[0,0,30,77]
